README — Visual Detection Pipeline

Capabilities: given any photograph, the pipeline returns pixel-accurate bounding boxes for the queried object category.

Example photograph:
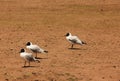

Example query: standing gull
[26,42,48,58]
[65,33,87,48]
[19,49,40,67]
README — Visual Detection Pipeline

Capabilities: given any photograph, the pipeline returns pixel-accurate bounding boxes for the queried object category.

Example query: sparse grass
[67,77,78,81]
[65,73,71,76]
[55,73,65,76]
[65,73,78,81]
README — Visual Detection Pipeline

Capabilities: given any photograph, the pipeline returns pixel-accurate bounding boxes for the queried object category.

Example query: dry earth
[0,0,120,81]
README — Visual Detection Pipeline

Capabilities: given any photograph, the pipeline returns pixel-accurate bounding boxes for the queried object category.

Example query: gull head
[20,49,25,53]
[26,42,31,46]
[65,33,71,37]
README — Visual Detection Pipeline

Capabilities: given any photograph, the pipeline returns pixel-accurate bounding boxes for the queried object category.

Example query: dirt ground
[0,0,120,81]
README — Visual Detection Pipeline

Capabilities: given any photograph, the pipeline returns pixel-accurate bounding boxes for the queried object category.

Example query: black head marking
[20,49,25,53]
[65,33,70,36]
[26,42,31,46]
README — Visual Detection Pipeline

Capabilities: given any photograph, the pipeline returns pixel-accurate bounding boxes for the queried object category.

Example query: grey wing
[69,39,78,43]
[31,45,41,53]
[69,36,82,44]
[34,45,46,53]
[25,55,35,61]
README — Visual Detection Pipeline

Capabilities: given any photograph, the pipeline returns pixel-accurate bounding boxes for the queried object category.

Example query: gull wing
[25,54,35,61]
[30,45,41,52]
[69,36,82,44]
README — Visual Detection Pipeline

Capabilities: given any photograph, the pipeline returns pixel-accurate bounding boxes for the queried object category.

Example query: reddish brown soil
[0,0,120,81]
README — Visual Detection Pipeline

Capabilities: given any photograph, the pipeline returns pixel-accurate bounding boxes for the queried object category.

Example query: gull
[26,42,48,58]
[65,33,87,48]
[19,49,40,67]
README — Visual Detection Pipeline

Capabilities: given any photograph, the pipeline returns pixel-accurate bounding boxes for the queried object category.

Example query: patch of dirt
[0,0,120,81]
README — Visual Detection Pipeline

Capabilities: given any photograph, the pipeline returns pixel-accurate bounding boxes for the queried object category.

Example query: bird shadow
[35,57,48,59]
[22,66,39,68]
[68,48,82,50]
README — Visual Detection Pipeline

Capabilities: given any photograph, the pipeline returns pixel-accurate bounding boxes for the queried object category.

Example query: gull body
[19,49,40,67]
[65,33,86,48]
[26,42,48,58]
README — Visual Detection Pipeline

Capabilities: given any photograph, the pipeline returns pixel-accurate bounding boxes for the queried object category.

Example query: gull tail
[33,57,40,63]
[35,59,40,63]
[82,41,87,45]
[44,50,48,53]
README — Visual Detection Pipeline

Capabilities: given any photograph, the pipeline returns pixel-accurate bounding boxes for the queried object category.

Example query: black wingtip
[37,60,40,63]
[44,50,48,53]
[82,41,87,45]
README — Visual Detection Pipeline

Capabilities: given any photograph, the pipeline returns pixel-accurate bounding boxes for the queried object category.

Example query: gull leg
[35,53,37,58]
[24,61,26,67]
[71,44,74,48]
[28,61,30,67]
